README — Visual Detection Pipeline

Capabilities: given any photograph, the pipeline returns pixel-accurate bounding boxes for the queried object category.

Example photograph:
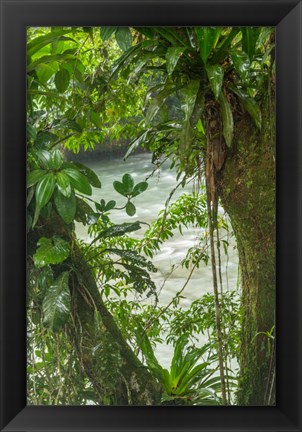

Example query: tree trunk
[29,214,162,406]
[217,90,275,405]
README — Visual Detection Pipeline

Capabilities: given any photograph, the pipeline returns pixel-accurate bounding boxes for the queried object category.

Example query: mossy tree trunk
[29,214,162,406]
[217,90,276,405]
[69,244,162,405]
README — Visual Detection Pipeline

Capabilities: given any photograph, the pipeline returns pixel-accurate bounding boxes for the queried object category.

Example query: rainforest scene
[27,26,275,406]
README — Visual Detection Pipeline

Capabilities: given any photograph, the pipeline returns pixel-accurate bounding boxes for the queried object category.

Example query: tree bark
[29,214,162,405]
[217,90,276,405]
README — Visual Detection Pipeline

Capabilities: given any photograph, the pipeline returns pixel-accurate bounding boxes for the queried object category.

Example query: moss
[217,90,275,405]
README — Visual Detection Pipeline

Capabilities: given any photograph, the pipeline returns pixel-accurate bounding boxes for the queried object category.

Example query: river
[75,152,239,369]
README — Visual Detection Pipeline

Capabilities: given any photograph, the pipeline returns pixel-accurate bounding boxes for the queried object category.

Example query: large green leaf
[166,47,185,75]
[122,173,134,194]
[230,50,250,83]
[179,80,201,161]
[27,29,76,57]
[113,181,127,197]
[132,181,148,197]
[229,86,262,129]
[72,162,102,188]
[56,171,72,197]
[54,190,76,224]
[63,168,92,195]
[145,85,176,125]
[241,27,261,60]
[36,63,58,85]
[35,172,56,209]
[180,80,200,121]
[27,169,46,188]
[100,27,117,41]
[42,272,71,332]
[27,53,74,72]
[33,236,70,268]
[55,66,70,93]
[195,27,222,64]
[74,197,95,225]
[50,149,64,169]
[36,149,53,169]
[211,28,240,64]
[219,91,234,147]
[115,27,132,52]
[206,64,224,100]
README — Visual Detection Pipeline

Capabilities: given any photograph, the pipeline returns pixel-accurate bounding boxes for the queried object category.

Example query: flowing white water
[76,152,239,368]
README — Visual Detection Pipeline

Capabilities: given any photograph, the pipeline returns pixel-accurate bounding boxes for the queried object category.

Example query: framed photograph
[0,0,301,431]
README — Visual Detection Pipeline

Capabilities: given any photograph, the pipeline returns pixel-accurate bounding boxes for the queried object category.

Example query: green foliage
[54,190,76,224]
[166,47,185,75]
[26,25,273,406]
[42,271,71,332]
[55,66,70,93]
[33,236,70,268]
[195,27,222,64]
[115,27,132,52]
[136,331,222,405]
[206,64,224,100]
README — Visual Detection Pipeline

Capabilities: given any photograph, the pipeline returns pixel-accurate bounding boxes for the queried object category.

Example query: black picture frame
[0,1,301,431]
